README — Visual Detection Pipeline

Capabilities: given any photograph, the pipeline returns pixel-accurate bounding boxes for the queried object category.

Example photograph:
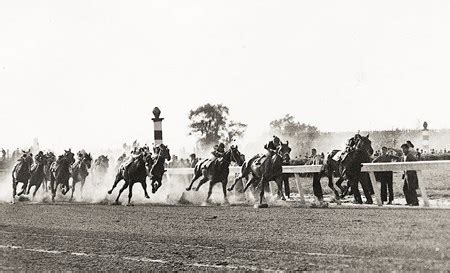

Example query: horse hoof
[107,190,112,195]
[227,187,233,192]
[255,204,268,209]
[281,197,286,201]
[185,187,191,191]
[145,195,150,199]
[126,203,134,206]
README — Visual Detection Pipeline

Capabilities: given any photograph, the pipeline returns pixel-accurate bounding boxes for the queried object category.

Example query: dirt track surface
[1,203,449,271]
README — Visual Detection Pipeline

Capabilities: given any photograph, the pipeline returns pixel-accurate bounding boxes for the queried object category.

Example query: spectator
[308,148,323,202]
[401,143,419,206]
[1,149,5,160]
[373,147,400,204]
[416,148,421,160]
[189,153,199,168]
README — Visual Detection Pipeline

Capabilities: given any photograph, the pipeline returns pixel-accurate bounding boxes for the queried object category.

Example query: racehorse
[148,145,171,194]
[11,150,33,202]
[92,155,109,185]
[186,145,245,204]
[108,145,171,205]
[50,149,75,202]
[26,152,48,198]
[321,134,374,204]
[228,141,292,207]
[70,152,93,201]
[43,152,56,192]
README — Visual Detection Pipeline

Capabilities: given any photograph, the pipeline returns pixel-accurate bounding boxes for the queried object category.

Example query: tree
[269,114,320,155]
[188,104,247,148]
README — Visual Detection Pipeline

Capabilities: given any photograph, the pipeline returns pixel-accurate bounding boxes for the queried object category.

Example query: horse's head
[355,134,374,156]
[157,144,171,161]
[229,145,245,166]
[279,141,292,158]
[83,153,93,169]
[64,149,75,164]
[46,152,56,163]
[20,150,33,166]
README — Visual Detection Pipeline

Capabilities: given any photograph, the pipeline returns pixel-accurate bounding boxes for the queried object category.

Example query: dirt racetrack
[1,203,449,271]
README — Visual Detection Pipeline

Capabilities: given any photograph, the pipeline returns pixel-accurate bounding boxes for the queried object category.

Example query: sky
[1,0,449,154]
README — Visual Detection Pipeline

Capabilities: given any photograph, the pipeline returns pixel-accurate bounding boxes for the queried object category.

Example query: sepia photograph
[1,0,449,271]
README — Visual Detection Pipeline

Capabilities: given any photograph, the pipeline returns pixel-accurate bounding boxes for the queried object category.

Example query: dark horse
[321,134,374,204]
[70,152,93,201]
[50,150,75,202]
[108,145,171,205]
[148,145,172,194]
[11,150,33,203]
[228,141,292,207]
[26,152,49,199]
[186,145,245,204]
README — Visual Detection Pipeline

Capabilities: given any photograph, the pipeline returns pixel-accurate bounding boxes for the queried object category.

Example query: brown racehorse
[320,134,374,204]
[228,141,292,207]
[186,145,244,204]
[70,152,93,201]
[50,150,75,202]
[108,145,170,205]
[11,150,33,203]
[26,152,49,199]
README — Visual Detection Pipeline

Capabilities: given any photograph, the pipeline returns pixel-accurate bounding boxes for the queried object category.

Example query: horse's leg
[127,182,134,206]
[259,176,267,205]
[70,180,76,201]
[26,180,33,195]
[108,172,123,194]
[227,176,241,192]
[206,181,214,204]
[18,180,27,196]
[221,180,229,204]
[351,178,363,204]
[360,174,373,204]
[141,180,150,199]
[243,176,256,193]
[194,176,209,191]
[50,175,56,202]
[12,176,17,202]
[275,176,286,201]
[186,171,201,191]
[115,180,128,204]
[33,181,41,199]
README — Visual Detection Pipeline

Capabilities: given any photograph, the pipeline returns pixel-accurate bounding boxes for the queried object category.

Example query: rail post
[294,174,305,204]
[152,107,164,146]
[416,170,430,207]
[367,172,382,206]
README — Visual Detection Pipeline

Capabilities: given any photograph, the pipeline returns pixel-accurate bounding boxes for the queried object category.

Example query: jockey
[256,136,281,165]
[123,147,144,169]
[345,133,361,153]
[211,143,225,159]
[264,136,281,156]
[203,143,225,170]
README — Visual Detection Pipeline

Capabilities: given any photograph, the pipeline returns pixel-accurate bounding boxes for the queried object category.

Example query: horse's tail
[240,155,259,179]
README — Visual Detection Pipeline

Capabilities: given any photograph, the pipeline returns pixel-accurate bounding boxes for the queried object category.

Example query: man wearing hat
[373,147,400,204]
[401,143,419,206]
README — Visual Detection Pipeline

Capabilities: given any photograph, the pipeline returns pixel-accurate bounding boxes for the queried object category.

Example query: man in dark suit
[308,148,323,202]
[401,143,419,206]
[373,146,400,204]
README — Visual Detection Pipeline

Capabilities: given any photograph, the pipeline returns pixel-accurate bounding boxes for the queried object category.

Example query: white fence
[166,160,450,207]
